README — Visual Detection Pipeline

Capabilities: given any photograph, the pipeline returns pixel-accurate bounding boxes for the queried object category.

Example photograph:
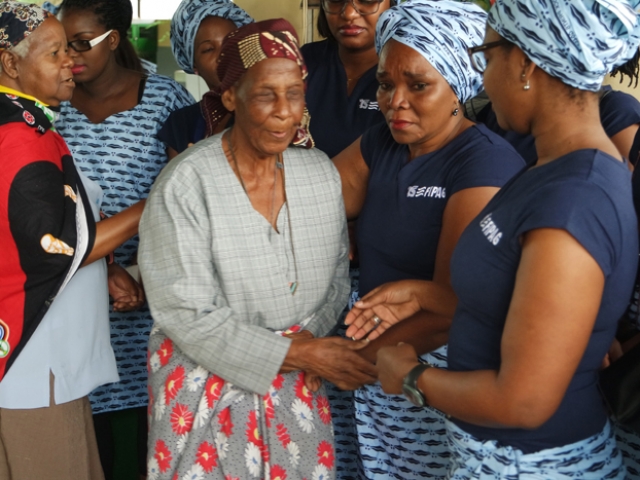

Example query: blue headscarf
[489,0,640,91]
[171,0,253,74]
[376,0,487,103]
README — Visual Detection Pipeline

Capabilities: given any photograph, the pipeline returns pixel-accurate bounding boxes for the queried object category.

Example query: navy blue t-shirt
[448,150,638,453]
[302,39,384,158]
[631,129,640,224]
[356,122,526,296]
[157,101,206,154]
[477,86,640,165]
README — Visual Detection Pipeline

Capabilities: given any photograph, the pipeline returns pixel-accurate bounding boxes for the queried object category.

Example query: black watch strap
[402,362,432,407]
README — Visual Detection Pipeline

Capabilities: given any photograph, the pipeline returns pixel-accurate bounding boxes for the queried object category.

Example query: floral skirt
[147,332,336,480]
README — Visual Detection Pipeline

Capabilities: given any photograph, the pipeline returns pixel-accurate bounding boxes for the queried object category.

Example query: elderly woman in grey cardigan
[138,19,376,480]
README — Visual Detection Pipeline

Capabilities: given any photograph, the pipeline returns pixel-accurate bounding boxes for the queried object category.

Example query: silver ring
[372,315,381,326]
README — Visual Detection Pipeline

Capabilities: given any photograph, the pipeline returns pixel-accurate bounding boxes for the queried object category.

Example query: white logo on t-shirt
[407,186,446,199]
[359,99,379,110]
[479,213,503,246]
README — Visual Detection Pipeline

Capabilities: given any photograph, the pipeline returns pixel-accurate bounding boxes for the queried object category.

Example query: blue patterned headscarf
[489,0,640,91]
[171,0,253,74]
[376,0,487,103]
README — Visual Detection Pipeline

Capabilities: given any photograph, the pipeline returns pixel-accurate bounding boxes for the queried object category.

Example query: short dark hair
[317,0,397,41]
[59,0,143,72]
[610,48,640,88]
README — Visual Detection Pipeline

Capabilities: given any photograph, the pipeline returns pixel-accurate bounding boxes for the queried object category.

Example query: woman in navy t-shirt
[334,2,524,478]
[301,0,394,158]
[376,1,640,478]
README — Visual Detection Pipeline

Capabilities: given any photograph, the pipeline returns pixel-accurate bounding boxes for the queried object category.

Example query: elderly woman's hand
[108,263,145,312]
[282,337,378,391]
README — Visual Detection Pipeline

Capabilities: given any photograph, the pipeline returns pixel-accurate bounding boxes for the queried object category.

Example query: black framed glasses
[68,29,113,53]
[321,0,385,16]
[467,39,511,73]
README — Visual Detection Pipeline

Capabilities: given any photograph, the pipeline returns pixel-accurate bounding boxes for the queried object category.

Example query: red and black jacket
[0,91,96,380]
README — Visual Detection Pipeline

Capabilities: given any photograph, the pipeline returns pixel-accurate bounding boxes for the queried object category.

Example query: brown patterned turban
[201,18,313,148]
[0,2,51,51]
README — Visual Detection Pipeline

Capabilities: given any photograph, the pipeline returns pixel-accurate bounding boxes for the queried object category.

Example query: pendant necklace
[225,132,299,295]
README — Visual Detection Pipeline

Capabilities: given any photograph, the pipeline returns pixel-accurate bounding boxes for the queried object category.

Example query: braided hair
[610,48,640,88]
[317,0,397,41]
[59,0,143,72]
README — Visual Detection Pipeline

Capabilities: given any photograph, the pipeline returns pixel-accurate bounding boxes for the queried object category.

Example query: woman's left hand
[377,342,420,394]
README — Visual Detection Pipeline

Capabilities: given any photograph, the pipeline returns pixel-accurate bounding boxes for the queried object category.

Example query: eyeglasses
[321,0,385,16]
[68,29,113,53]
[467,39,511,74]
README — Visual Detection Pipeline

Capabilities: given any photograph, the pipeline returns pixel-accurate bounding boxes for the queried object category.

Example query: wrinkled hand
[377,342,420,395]
[108,263,145,312]
[283,337,377,391]
[345,280,429,340]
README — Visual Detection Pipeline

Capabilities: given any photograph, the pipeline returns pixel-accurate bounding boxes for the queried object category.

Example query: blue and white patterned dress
[56,74,194,413]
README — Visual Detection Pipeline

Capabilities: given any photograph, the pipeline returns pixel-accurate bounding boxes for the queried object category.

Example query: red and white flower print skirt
[146,329,336,480]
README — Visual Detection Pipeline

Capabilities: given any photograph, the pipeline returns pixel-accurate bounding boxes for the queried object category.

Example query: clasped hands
[108,263,145,312]
[281,330,377,392]
[282,330,424,396]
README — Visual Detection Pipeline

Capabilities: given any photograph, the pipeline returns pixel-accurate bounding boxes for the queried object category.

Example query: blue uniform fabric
[477,86,640,165]
[487,0,640,92]
[447,420,625,479]
[448,149,638,454]
[157,101,206,154]
[354,122,525,478]
[56,74,194,413]
[301,40,384,158]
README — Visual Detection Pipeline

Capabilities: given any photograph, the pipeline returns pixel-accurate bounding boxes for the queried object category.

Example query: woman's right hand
[345,280,429,340]
[282,336,377,391]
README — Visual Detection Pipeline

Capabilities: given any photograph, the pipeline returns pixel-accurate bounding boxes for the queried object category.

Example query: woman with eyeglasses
[331,1,525,478]
[374,0,640,477]
[54,0,193,478]
[302,0,393,159]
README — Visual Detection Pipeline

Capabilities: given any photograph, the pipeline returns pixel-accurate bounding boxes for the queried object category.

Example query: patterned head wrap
[488,0,640,91]
[376,0,487,103]
[201,18,313,148]
[171,0,253,74]
[0,1,51,51]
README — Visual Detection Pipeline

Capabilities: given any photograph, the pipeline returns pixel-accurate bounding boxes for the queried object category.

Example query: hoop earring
[452,108,459,116]
[523,80,530,91]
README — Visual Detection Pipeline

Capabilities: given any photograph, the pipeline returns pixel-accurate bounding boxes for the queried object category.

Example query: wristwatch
[402,362,433,407]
